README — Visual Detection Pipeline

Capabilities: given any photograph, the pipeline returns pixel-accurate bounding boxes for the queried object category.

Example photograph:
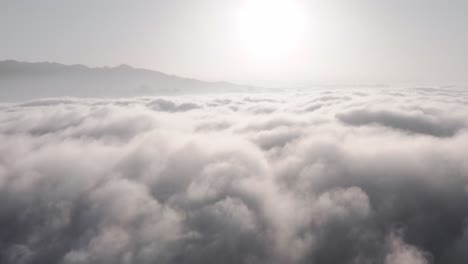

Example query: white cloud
[0,88,468,263]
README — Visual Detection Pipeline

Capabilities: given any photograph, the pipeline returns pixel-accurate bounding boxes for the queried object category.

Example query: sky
[1,0,468,87]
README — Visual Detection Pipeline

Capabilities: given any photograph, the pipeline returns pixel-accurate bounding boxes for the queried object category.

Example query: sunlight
[236,0,307,62]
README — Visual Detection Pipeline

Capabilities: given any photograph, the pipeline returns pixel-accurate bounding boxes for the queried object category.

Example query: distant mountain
[0,60,260,101]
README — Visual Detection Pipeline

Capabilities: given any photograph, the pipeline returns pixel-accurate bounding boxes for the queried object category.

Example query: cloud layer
[0,87,468,264]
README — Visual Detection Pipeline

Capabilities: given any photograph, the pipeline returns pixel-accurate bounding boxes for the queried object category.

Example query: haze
[2,0,468,87]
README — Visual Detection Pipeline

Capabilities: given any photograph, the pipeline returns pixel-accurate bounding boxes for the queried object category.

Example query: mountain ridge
[0,60,260,101]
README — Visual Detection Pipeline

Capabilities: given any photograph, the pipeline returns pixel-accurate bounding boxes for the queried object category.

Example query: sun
[236,0,306,62]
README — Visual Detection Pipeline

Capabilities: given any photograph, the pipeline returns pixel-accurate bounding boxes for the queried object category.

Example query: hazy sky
[1,0,468,87]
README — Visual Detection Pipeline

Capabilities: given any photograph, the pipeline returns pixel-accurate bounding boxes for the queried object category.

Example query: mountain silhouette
[0,60,259,101]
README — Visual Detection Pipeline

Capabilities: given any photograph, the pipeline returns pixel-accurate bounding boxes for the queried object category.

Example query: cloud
[0,88,468,264]
[336,109,465,137]
[385,231,430,264]
[146,98,203,112]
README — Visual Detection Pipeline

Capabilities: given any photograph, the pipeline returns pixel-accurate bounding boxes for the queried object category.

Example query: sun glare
[236,0,306,62]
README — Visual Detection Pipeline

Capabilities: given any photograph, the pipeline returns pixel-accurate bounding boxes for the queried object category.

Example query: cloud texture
[0,87,468,264]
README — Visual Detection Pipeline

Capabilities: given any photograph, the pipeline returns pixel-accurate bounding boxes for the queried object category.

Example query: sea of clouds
[0,87,468,264]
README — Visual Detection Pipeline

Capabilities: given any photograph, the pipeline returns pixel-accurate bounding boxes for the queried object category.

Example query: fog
[1,87,468,264]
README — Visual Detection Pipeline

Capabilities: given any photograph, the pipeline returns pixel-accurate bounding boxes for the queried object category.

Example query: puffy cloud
[337,109,464,137]
[0,88,468,264]
[146,98,203,112]
[385,231,430,264]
